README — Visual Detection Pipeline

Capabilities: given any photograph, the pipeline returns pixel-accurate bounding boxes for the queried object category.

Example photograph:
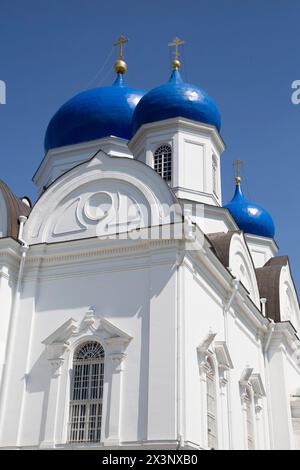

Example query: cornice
[129,117,225,154]
[33,136,130,183]
[24,234,182,271]
[269,321,299,351]
[245,233,279,253]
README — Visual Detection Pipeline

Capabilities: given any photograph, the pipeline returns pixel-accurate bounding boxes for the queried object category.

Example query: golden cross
[233,159,243,182]
[168,37,185,60]
[113,35,128,60]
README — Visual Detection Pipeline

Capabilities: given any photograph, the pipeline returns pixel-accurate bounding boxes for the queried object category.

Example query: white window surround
[40,307,132,449]
[197,332,234,450]
[239,368,266,450]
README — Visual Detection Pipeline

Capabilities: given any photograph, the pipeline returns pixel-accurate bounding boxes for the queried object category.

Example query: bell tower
[129,38,225,206]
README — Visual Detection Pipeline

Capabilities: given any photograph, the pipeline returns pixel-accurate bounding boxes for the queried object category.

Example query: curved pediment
[280,262,300,332]
[208,231,260,307]
[24,151,182,244]
[228,232,261,307]
[256,257,300,332]
[0,180,31,239]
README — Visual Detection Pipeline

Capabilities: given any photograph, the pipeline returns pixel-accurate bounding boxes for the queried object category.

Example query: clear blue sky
[0,0,299,287]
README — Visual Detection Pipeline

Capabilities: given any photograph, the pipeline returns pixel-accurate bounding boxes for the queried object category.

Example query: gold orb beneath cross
[172,59,181,70]
[114,59,127,74]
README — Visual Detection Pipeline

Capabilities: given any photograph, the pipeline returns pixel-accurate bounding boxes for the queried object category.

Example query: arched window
[212,155,218,195]
[206,357,218,449]
[245,388,255,450]
[68,341,105,443]
[154,144,172,183]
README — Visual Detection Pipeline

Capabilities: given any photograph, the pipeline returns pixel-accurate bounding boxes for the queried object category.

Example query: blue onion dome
[44,73,144,152]
[224,178,275,238]
[132,68,221,135]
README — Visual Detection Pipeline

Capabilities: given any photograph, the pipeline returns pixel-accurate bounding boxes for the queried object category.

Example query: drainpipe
[263,319,275,449]
[0,216,29,437]
[224,277,239,449]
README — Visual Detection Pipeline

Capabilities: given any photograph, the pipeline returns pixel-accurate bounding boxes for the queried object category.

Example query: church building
[0,36,299,450]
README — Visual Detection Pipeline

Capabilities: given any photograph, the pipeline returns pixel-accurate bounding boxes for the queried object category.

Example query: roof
[0,180,31,239]
[132,69,221,135]
[256,256,289,322]
[207,231,240,268]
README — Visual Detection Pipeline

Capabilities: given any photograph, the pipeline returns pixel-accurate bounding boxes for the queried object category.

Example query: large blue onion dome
[44,73,144,152]
[224,179,275,238]
[132,68,221,135]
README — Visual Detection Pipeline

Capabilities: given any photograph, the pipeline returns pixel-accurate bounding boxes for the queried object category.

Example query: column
[40,358,64,448]
[104,353,125,446]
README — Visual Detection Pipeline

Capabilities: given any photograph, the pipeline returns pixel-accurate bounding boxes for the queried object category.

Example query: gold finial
[113,35,128,74]
[233,159,243,184]
[168,37,185,70]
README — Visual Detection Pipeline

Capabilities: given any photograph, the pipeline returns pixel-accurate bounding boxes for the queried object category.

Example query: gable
[24,151,182,244]
[228,232,261,308]
[208,231,260,308]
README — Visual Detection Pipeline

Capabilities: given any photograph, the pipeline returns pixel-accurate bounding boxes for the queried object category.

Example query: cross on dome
[168,36,185,70]
[113,34,129,74]
[233,159,243,185]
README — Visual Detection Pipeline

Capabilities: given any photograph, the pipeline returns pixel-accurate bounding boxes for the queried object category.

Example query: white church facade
[0,37,299,450]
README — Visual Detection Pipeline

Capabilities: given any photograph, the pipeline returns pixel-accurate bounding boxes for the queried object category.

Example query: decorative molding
[109,353,127,372]
[42,309,133,374]
[197,331,217,369]
[250,373,266,399]
[214,341,234,370]
[239,367,254,403]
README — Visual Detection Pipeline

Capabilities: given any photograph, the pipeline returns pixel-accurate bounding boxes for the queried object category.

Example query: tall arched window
[206,357,218,449]
[246,388,255,450]
[68,341,105,443]
[154,144,172,183]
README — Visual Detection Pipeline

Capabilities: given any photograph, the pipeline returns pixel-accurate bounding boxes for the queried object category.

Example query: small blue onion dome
[132,69,221,135]
[44,74,144,152]
[224,181,275,238]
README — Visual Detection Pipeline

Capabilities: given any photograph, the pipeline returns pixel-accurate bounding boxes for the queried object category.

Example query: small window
[68,341,105,443]
[206,357,218,449]
[154,144,172,183]
[246,388,255,450]
[212,155,218,195]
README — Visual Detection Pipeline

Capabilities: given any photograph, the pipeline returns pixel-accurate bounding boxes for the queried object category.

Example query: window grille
[206,358,218,449]
[154,144,172,182]
[68,341,104,443]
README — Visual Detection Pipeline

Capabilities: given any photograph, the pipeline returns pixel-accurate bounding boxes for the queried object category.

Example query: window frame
[153,144,172,183]
[68,341,105,444]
